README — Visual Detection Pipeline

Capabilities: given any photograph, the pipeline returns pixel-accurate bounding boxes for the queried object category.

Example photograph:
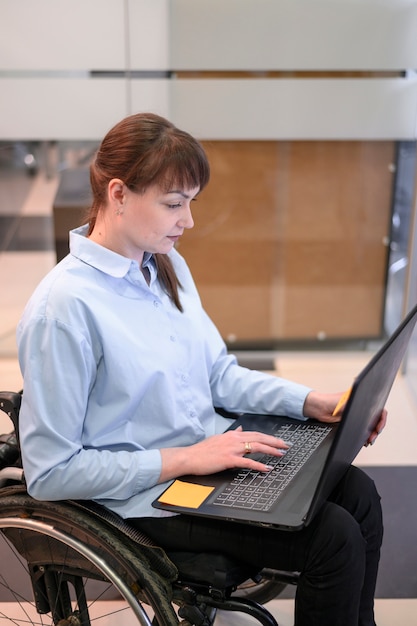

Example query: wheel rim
[0,516,153,625]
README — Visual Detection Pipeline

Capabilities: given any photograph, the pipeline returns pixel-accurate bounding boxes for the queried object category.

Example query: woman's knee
[331,466,383,546]
[332,466,381,511]
[305,503,367,580]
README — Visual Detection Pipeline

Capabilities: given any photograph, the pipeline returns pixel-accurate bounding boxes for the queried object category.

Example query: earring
[115,207,123,216]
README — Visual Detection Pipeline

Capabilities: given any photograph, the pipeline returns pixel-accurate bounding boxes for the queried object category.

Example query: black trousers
[130,465,383,626]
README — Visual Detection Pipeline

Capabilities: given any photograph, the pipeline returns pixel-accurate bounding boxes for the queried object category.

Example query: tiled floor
[0,165,416,624]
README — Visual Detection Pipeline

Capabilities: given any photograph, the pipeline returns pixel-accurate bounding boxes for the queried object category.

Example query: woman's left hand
[303,391,388,446]
[365,408,388,447]
[303,391,346,424]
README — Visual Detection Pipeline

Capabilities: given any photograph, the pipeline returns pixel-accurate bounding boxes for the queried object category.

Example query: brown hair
[87,112,210,311]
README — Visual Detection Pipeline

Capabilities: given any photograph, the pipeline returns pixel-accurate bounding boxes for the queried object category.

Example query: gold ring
[244,442,252,455]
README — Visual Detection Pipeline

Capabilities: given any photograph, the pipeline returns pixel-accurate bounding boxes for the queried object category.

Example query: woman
[17,112,385,626]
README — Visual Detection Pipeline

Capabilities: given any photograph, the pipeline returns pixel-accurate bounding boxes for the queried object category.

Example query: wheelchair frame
[0,391,297,626]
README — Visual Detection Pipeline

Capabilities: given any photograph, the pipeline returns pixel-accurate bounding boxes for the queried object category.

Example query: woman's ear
[108,178,126,207]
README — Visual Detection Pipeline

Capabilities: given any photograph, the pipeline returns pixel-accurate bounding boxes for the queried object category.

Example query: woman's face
[103,182,200,262]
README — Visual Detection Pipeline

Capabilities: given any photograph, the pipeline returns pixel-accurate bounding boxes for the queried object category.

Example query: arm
[17,316,162,502]
[200,315,312,420]
[157,389,388,482]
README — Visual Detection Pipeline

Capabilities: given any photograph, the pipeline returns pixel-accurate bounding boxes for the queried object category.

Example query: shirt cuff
[280,383,312,420]
[133,449,163,492]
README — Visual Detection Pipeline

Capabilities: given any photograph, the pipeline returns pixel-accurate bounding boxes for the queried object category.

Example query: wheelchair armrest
[0,466,24,487]
[0,391,22,435]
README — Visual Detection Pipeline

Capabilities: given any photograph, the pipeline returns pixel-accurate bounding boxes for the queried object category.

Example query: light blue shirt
[17,225,312,518]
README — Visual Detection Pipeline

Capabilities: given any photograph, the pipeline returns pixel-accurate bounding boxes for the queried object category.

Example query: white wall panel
[129,79,171,117]
[2,77,415,141]
[171,78,417,140]
[127,0,170,70]
[1,0,416,140]
[0,79,127,140]
[0,0,125,70]
[171,0,417,71]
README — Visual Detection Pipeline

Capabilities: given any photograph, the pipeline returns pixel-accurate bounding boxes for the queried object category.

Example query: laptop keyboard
[212,422,332,512]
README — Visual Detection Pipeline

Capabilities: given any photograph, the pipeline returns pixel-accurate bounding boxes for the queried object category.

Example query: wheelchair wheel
[0,488,179,625]
[235,574,287,605]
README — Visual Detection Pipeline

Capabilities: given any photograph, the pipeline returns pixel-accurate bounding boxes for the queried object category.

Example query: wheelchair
[0,390,299,626]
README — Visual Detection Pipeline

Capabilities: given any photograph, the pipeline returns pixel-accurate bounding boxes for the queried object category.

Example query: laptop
[153,304,417,531]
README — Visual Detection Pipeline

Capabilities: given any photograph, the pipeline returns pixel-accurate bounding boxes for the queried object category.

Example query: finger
[244,440,291,463]
[377,409,388,433]
[365,410,388,446]
[366,427,381,446]
[239,457,277,473]
[257,436,290,450]
[317,414,342,425]
[242,431,290,449]
[240,438,289,457]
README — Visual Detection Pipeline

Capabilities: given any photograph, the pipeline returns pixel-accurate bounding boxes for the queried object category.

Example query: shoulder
[19,256,96,329]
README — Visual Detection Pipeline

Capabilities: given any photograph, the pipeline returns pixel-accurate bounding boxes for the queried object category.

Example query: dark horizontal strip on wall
[174,70,403,79]
[91,70,173,79]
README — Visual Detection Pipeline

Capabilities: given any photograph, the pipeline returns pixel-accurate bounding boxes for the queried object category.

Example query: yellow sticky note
[158,480,215,509]
[332,387,352,416]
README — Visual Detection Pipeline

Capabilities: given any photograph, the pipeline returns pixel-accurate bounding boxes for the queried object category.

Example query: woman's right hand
[158,426,289,483]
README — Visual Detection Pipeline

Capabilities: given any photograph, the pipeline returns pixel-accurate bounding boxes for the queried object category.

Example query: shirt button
[181,374,187,382]
[189,411,197,418]
[153,301,159,308]
[170,335,176,342]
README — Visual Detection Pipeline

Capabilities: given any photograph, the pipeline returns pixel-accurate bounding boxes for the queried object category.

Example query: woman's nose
[178,205,194,229]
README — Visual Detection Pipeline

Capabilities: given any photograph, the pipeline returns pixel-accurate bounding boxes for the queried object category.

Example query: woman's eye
[167,203,182,209]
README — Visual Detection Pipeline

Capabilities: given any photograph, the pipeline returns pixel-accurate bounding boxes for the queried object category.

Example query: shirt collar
[69,225,154,279]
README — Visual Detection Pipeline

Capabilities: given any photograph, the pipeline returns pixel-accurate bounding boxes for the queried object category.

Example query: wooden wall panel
[178,141,395,343]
